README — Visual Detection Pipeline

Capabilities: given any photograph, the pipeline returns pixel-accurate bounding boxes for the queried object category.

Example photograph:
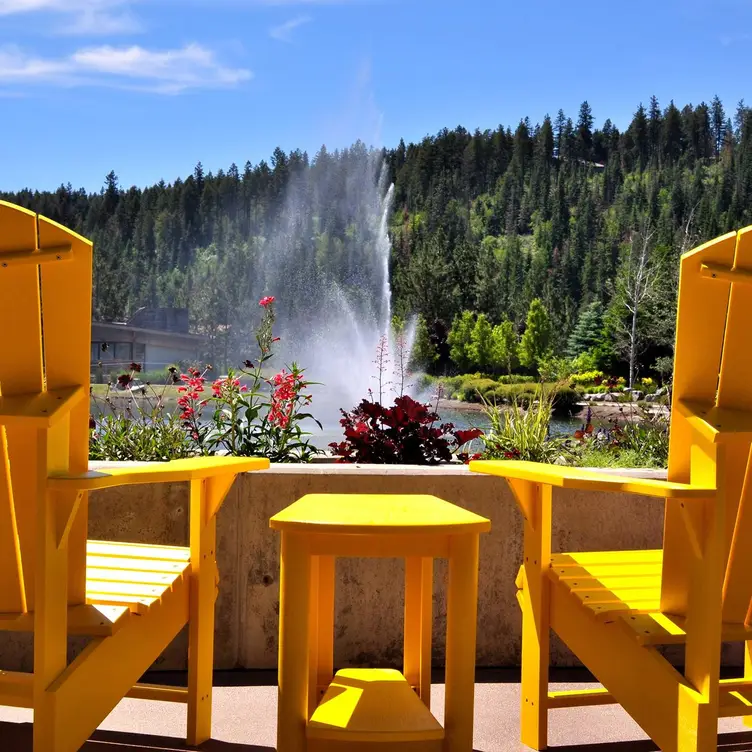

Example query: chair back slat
[0,203,44,612]
[38,215,93,604]
[662,231,736,615]
[717,228,752,411]
[718,228,752,622]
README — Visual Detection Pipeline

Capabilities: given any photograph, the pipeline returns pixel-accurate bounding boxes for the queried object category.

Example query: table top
[269,494,491,535]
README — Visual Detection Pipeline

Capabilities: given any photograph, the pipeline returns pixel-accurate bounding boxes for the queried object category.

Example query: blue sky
[0,0,750,192]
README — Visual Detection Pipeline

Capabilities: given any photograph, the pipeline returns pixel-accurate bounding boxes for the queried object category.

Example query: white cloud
[269,14,310,42]
[0,0,64,11]
[59,7,142,35]
[0,0,140,35]
[0,43,252,93]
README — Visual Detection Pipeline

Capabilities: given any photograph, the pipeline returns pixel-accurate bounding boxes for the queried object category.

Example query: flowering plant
[89,364,193,461]
[90,296,322,463]
[330,390,482,465]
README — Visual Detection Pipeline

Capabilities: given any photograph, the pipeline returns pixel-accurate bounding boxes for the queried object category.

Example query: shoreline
[436,398,668,423]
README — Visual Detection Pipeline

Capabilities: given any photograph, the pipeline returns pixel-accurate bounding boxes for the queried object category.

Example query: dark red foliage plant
[329,394,483,465]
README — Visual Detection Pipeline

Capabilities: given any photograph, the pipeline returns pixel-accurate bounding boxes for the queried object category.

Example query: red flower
[259,296,275,308]
[117,373,132,387]
[88,416,96,430]
[129,362,142,373]
[454,428,483,446]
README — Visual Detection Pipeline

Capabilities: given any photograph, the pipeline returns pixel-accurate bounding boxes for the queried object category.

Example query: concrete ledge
[2,462,723,675]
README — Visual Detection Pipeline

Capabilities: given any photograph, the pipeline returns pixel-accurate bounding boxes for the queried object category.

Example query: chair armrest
[468,460,713,500]
[0,386,85,428]
[48,456,269,491]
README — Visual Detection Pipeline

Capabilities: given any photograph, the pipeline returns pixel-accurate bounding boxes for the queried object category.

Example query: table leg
[308,556,320,720]
[444,534,480,752]
[404,556,433,707]
[316,555,335,693]
[278,532,311,752]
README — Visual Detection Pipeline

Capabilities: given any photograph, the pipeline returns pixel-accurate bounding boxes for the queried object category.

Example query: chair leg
[187,480,218,747]
[676,691,717,752]
[518,483,552,751]
[34,484,71,752]
[745,641,752,729]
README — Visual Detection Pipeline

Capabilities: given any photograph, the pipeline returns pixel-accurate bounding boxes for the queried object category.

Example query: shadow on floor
[0,723,275,752]
[141,666,602,687]
[141,670,279,688]
[548,730,752,752]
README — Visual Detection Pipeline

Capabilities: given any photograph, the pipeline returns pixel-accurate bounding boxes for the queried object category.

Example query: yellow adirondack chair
[470,227,752,752]
[0,201,269,752]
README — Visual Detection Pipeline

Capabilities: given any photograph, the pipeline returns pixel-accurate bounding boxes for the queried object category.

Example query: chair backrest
[663,226,752,621]
[0,201,93,613]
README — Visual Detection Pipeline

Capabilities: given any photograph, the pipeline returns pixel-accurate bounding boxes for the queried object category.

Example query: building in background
[91,307,206,377]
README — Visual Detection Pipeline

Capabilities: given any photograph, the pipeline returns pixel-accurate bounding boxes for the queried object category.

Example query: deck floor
[1,669,751,751]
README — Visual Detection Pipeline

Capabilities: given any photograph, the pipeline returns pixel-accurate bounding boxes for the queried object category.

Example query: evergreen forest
[4,94,751,383]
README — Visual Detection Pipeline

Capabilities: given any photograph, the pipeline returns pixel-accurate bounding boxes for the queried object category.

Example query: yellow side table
[270,493,491,752]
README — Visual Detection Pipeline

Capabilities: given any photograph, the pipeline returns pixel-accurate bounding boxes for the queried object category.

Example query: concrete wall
[0,463,715,673]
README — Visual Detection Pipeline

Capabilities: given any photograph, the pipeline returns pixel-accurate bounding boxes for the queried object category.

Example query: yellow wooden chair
[470,227,752,752]
[0,201,269,752]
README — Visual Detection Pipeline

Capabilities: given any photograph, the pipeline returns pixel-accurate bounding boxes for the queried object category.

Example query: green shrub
[589,385,625,394]
[458,377,498,403]
[140,368,177,384]
[570,370,604,387]
[548,386,582,415]
[441,375,465,396]
[537,354,575,382]
[497,374,536,384]
[487,385,536,407]
[414,373,437,392]
[90,412,192,462]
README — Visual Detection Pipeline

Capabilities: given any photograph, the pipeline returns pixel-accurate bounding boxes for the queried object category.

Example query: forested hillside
[4,95,751,381]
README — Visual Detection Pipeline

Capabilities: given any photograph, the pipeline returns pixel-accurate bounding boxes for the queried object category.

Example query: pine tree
[711,95,726,159]
[519,298,553,369]
[474,240,502,319]
[632,104,649,170]
[648,96,662,162]
[662,101,684,165]
[566,301,605,358]
[103,170,120,219]
[554,109,567,159]
[409,314,439,371]
[576,101,594,161]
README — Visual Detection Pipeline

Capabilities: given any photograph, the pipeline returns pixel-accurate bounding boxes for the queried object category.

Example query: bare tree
[654,203,699,356]
[679,202,700,256]
[613,220,659,389]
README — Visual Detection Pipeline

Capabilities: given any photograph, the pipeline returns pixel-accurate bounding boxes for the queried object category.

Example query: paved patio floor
[1,669,751,751]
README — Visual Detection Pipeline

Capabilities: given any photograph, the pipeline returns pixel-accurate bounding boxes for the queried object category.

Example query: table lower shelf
[307,668,444,751]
